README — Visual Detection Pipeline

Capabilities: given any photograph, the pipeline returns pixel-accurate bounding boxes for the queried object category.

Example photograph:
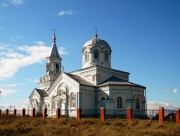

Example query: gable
[29,89,41,100]
[47,72,80,96]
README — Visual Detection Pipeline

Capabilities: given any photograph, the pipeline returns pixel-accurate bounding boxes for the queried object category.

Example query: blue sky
[0,0,180,109]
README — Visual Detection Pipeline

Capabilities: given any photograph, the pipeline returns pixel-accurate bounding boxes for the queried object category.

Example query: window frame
[117,97,123,108]
[104,50,108,61]
[94,50,99,60]
[136,98,140,109]
[56,63,59,72]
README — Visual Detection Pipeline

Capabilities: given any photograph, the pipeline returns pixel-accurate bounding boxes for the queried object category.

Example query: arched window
[94,50,99,59]
[101,97,105,107]
[56,63,59,72]
[85,51,88,61]
[136,98,140,109]
[117,97,122,108]
[104,50,108,61]
[70,93,76,107]
[101,97,105,101]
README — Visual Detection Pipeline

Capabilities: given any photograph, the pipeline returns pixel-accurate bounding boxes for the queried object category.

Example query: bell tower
[46,33,62,76]
[39,33,62,90]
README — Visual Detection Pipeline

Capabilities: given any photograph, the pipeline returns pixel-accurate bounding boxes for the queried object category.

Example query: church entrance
[57,98,66,115]
[56,90,68,116]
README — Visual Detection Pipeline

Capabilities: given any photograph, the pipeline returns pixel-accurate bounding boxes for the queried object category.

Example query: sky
[0,0,180,110]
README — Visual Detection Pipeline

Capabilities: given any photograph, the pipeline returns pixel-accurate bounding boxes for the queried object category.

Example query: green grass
[0,117,180,136]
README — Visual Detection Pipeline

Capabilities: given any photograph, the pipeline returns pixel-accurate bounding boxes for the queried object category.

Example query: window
[70,93,76,108]
[56,63,59,72]
[117,97,122,108]
[85,51,88,61]
[94,50,99,59]
[104,50,108,61]
[101,97,105,101]
[136,98,140,109]
[101,97,105,107]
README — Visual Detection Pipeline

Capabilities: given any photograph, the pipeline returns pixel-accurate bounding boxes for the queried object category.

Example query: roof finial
[52,29,56,43]
[50,29,60,58]
[94,27,98,37]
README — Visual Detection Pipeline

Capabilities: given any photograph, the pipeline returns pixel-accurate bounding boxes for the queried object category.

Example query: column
[127,107,132,122]
[56,108,60,119]
[158,107,164,124]
[76,108,81,121]
[76,92,79,108]
[100,107,105,122]
[13,109,17,117]
[32,108,35,118]
[22,108,25,117]
[43,108,47,118]
[5,109,9,118]
[176,109,180,125]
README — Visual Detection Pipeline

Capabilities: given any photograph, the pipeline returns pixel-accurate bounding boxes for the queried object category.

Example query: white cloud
[0,43,14,52]
[10,0,24,6]
[58,10,74,16]
[0,99,30,110]
[0,41,68,80]
[10,35,23,42]
[33,41,45,46]
[1,0,25,7]
[0,89,16,96]
[2,83,17,87]
[27,78,39,83]
[20,99,30,109]
[59,47,68,55]
[163,88,178,94]
[0,104,16,110]
[147,101,179,110]
[172,88,178,94]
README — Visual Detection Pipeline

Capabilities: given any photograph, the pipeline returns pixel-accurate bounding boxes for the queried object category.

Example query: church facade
[29,33,146,117]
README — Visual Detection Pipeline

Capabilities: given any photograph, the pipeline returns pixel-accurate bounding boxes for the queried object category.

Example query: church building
[29,33,146,117]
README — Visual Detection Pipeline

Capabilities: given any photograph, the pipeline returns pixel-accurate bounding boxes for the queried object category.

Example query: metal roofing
[98,76,146,88]
[49,34,61,58]
[35,88,48,97]
[83,34,110,48]
[66,73,95,87]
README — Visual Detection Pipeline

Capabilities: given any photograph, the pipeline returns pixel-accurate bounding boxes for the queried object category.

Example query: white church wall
[97,85,146,115]
[82,48,91,69]
[110,90,128,109]
[97,88,109,110]
[80,86,96,110]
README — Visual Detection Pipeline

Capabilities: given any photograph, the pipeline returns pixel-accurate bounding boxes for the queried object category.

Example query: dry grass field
[0,117,180,136]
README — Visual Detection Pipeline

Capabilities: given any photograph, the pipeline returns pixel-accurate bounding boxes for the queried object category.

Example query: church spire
[49,33,61,58]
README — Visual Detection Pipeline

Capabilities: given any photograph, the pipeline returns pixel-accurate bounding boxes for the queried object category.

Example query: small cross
[94,27,98,35]
[53,29,56,34]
